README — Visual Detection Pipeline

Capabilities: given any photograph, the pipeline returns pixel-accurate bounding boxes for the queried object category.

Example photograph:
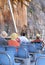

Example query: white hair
[1,31,8,38]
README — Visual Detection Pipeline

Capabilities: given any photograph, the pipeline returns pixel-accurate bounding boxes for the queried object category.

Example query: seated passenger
[8,33,20,47]
[31,34,44,47]
[18,33,29,44]
[0,31,8,45]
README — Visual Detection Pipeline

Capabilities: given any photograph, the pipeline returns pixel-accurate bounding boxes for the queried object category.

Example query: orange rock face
[0,1,27,34]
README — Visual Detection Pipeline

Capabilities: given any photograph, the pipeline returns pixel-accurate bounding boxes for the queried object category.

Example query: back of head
[36,34,40,39]
[1,31,8,38]
[21,33,26,36]
[10,33,19,40]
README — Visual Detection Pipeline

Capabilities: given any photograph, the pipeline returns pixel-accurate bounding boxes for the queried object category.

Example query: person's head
[36,34,40,39]
[21,32,26,36]
[1,31,8,38]
[10,33,19,40]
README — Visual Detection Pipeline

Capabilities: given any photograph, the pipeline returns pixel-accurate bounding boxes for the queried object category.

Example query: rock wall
[27,0,45,40]
[0,0,27,35]
[14,3,27,34]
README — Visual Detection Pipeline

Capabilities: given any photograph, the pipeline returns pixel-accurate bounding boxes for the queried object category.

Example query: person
[30,34,44,62]
[8,33,20,47]
[31,34,44,43]
[0,31,8,45]
[31,33,44,48]
[18,32,29,44]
